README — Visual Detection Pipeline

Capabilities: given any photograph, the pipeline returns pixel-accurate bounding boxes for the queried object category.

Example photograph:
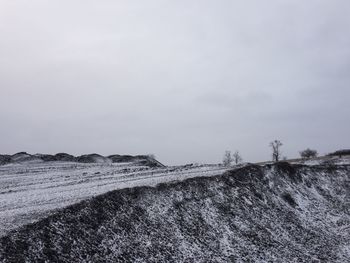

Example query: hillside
[0,152,164,168]
[0,160,349,262]
[0,161,228,237]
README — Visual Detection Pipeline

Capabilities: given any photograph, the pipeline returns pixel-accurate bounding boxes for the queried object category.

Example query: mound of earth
[0,162,349,262]
[77,154,112,164]
[108,155,164,167]
[10,152,42,163]
[0,153,164,168]
[53,153,76,162]
[0,155,11,165]
[329,149,350,157]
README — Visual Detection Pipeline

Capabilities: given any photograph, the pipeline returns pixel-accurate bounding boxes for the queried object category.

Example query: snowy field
[0,161,229,237]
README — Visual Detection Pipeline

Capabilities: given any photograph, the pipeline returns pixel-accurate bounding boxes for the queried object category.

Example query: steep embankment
[0,162,227,237]
[0,162,349,262]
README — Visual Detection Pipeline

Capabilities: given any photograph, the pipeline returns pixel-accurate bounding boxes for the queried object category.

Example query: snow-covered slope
[0,161,228,237]
[0,160,349,262]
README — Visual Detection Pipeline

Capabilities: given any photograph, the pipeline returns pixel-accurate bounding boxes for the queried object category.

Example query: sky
[0,0,349,165]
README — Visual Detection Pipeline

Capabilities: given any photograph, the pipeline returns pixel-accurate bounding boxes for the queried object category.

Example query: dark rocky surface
[0,162,349,262]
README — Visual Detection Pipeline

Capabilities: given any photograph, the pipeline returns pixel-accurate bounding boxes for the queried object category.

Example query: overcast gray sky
[1,0,349,165]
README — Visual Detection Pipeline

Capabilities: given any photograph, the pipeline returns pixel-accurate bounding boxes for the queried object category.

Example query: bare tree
[223,151,233,166]
[300,148,318,159]
[270,140,283,162]
[232,151,243,165]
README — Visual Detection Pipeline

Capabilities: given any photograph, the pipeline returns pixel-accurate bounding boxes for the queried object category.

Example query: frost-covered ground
[0,161,229,237]
[0,157,349,262]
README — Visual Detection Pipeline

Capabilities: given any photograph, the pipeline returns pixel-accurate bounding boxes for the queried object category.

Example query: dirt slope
[0,162,349,262]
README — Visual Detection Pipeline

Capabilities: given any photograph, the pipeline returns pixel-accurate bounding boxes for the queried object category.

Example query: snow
[0,160,349,262]
[0,161,230,237]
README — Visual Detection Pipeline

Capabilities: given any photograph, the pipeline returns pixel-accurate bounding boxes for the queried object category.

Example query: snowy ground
[0,161,229,237]
[1,159,349,262]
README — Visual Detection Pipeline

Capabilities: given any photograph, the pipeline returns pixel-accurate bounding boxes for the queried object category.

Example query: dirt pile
[1,162,349,262]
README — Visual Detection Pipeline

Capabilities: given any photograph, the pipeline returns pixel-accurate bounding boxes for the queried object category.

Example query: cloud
[0,0,349,164]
